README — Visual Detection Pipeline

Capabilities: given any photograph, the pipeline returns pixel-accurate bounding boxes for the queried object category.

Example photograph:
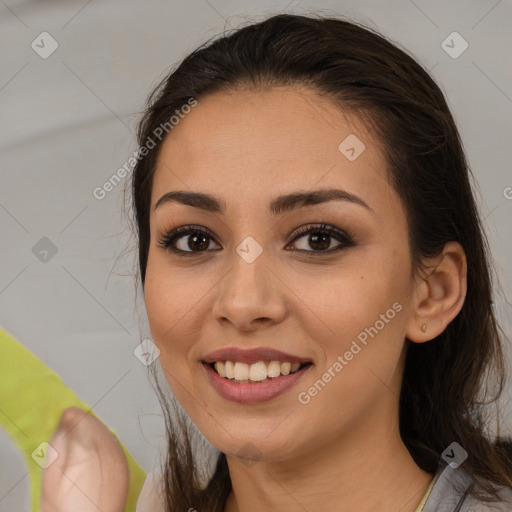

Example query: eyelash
[157,223,356,258]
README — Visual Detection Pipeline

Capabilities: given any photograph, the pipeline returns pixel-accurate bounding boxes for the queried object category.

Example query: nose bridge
[212,238,287,330]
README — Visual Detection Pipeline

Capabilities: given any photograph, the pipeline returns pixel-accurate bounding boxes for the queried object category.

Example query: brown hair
[128,13,512,510]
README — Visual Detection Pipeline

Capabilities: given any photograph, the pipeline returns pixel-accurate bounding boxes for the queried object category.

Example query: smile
[202,361,313,404]
[209,360,311,383]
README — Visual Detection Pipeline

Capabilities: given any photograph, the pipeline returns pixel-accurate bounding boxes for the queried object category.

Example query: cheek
[293,273,408,428]
[144,246,203,326]
[144,263,211,415]
[303,251,410,369]
[143,253,204,372]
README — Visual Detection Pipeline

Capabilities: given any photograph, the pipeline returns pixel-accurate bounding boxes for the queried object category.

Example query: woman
[42,13,512,512]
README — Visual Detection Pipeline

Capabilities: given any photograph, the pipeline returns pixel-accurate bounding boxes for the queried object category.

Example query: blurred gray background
[1,0,511,509]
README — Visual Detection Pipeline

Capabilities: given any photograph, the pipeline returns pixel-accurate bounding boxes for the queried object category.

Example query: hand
[41,407,129,512]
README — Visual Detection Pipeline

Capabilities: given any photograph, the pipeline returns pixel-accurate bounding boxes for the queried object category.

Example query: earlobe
[406,241,467,344]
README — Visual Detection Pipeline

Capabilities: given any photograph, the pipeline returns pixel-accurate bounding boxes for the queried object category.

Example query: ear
[406,241,467,343]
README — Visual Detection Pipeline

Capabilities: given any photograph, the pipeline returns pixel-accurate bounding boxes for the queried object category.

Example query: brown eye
[157,223,355,257]
[157,225,220,255]
[287,223,355,255]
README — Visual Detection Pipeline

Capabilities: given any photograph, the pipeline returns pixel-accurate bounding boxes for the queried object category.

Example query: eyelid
[156,224,219,253]
[289,222,354,242]
[157,222,356,256]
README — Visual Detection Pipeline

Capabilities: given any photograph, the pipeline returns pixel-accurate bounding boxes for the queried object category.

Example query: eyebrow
[154,188,374,216]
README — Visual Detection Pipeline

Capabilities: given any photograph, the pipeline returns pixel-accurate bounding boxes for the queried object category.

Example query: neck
[224,416,433,512]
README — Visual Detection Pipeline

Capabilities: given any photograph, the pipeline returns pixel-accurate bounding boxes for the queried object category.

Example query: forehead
[151,86,393,216]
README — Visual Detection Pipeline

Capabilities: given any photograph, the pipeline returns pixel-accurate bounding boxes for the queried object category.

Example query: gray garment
[421,464,512,511]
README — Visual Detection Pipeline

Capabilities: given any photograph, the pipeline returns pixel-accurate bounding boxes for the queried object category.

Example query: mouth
[202,359,313,404]
[206,360,313,383]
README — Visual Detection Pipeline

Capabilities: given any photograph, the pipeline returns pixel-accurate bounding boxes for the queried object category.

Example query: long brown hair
[127,13,512,510]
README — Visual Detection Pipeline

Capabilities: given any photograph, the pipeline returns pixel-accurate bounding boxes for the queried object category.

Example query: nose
[211,251,288,333]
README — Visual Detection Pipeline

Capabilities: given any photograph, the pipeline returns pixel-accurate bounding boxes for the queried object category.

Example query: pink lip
[202,362,312,404]
[203,347,312,365]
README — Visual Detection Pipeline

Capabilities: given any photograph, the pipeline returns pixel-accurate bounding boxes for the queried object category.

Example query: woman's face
[144,86,419,463]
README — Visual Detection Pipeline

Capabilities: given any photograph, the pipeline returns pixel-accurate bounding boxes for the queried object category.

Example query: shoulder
[460,482,512,512]
[422,464,512,512]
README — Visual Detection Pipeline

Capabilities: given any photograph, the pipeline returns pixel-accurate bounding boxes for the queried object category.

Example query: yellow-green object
[0,328,146,511]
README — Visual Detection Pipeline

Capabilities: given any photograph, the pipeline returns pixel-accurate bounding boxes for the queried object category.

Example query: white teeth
[214,361,226,378]
[249,361,268,381]
[280,362,291,375]
[212,360,306,381]
[233,362,249,380]
[267,360,281,378]
[225,360,235,379]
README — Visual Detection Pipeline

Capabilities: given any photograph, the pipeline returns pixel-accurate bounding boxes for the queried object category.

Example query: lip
[203,347,312,365]
[202,361,313,404]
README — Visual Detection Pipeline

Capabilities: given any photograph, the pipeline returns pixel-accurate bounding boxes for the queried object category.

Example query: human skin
[144,86,467,512]
[40,407,129,512]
